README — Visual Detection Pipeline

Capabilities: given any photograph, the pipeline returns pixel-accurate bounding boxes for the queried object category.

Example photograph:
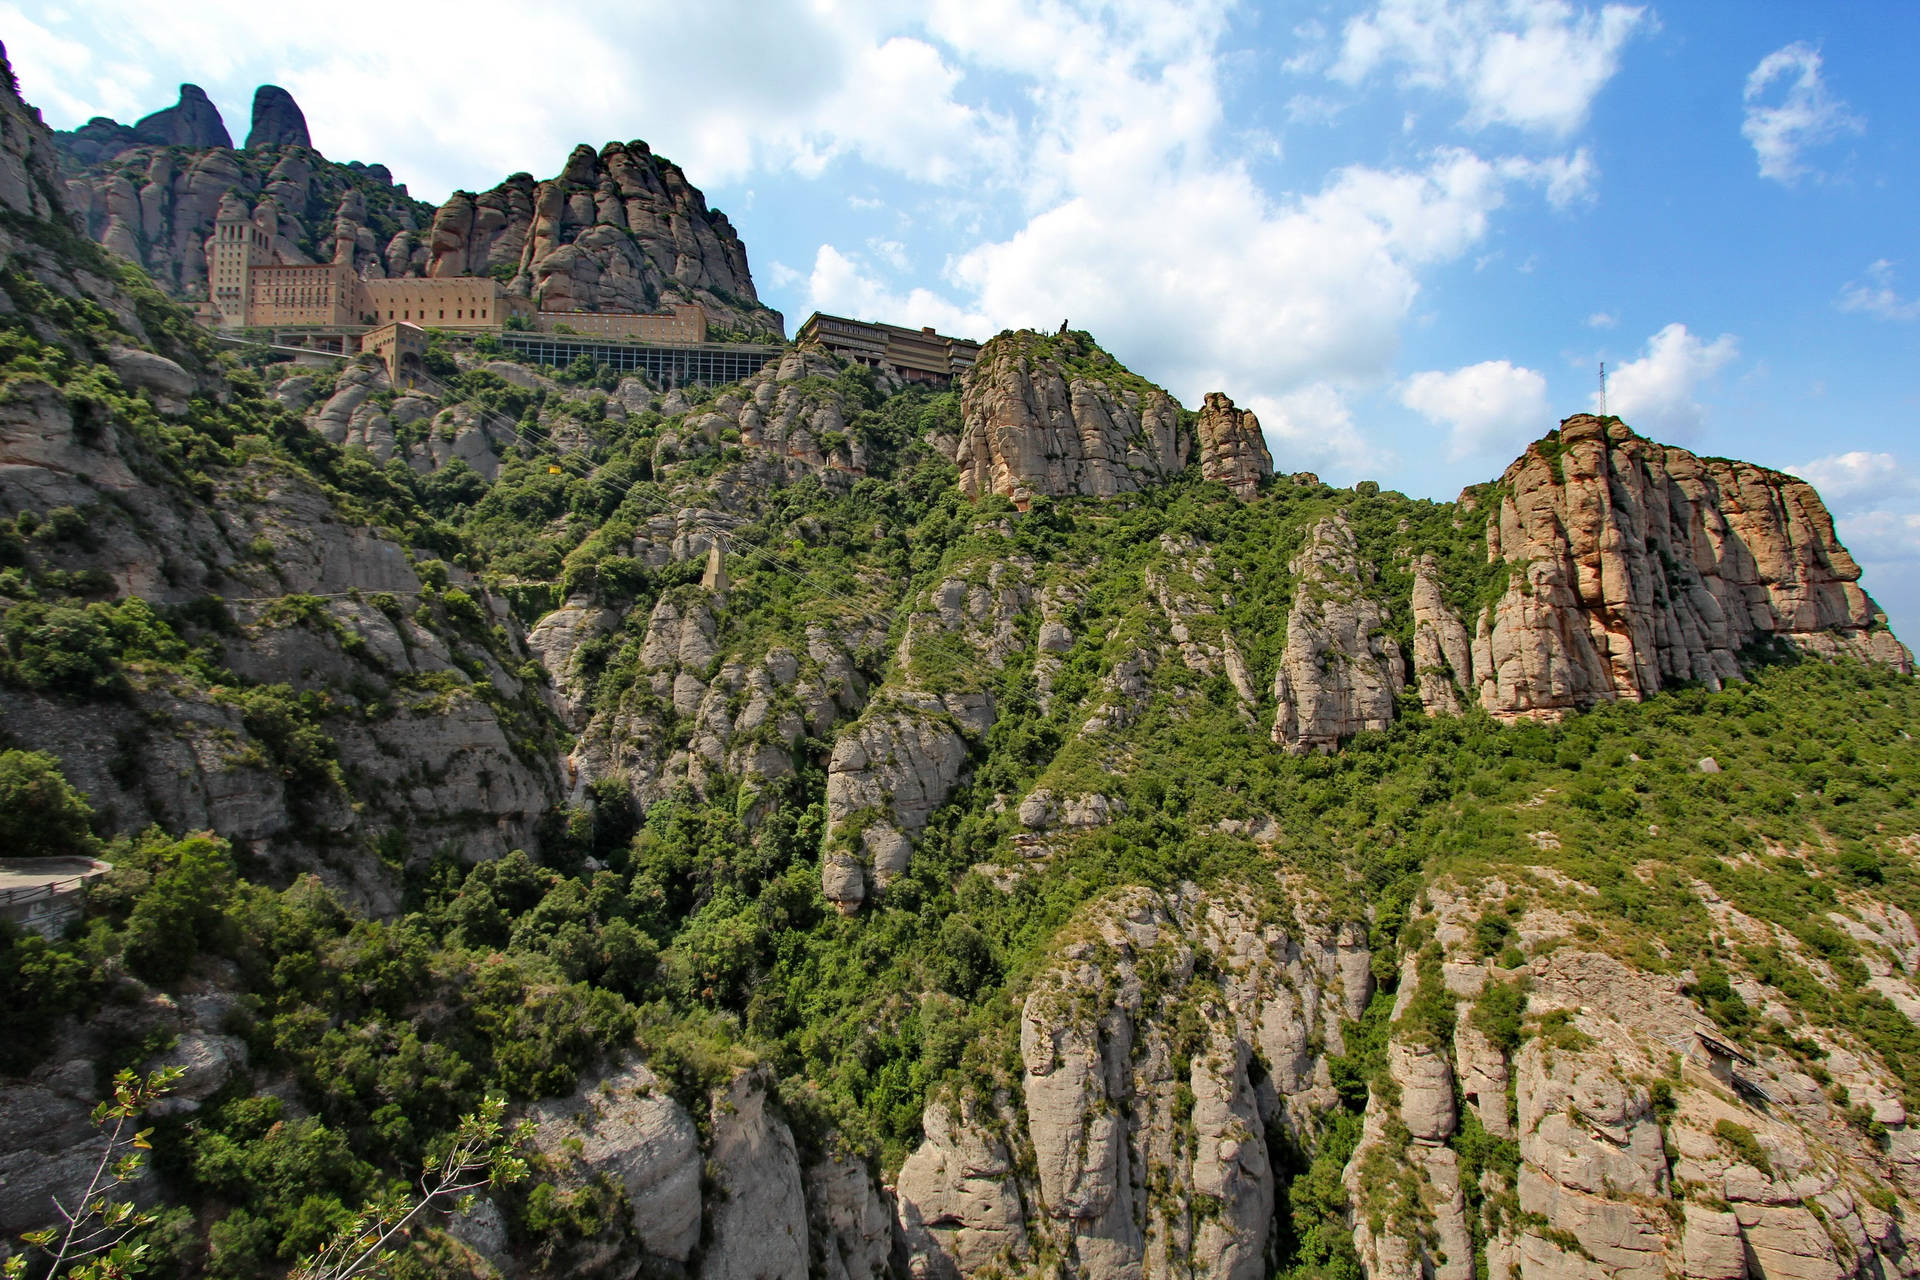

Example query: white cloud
[1837,260,1920,322]
[8,0,1018,202]
[1792,451,1920,510]
[1596,322,1738,439]
[1402,359,1552,460]
[1332,0,1649,136]
[1586,310,1616,328]
[1791,451,1920,641]
[804,244,988,336]
[1247,384,1392,477]
[1741,42,1863,185]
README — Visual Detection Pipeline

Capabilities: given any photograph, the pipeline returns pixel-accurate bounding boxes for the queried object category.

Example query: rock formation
[955,330,1190,506]
[1195,391,1273,499]
[1271,516,1407,750]
[424,140,782,337]
[1346,879,1920,1280]
[1410,415,1912,722]
[60,135,434,298]
[245,84,309,149]
[895,884,1373,1280]
[0,45,75,226]
[54,84,232,165]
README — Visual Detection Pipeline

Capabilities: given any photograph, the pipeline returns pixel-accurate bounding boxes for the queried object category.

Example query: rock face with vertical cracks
[895,883,1372,1280]
[1195,391,1273,499]
[424,141,782,338]
[955,330,1190,507]
[1408,415,1911,721]
[1271,515,1407,751]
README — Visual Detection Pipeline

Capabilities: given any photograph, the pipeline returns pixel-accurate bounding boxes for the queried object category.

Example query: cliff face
[427,141,782,337]
[1195,391,1272,499]
[1343,875,1920,1280]
[1,64,563,908]
[61,137,435,297]
[54,87,782,337]
[53,83,232,165]
[1411,415,1911,722]
[955,330,1191,506]
[897,883,1372,1280]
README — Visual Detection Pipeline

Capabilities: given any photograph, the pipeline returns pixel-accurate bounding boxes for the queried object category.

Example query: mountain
[53,83,783,338]
[3,47,1919,1280]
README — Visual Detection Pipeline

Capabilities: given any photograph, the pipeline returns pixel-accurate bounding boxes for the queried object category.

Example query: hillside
[52,82,783,339]
[3,47,1920,1280]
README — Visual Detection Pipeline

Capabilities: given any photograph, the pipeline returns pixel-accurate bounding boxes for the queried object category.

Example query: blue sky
[8,0,1918,638]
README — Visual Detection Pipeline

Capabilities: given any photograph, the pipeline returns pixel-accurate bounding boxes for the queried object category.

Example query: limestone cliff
[0,58,564,906]
[60,132,435,299]
[53,84,232,165]
[54,85,781,337]
[955,330,1190,506]
[1270,515,1407,751]
[1412,415,1911,722]
[426,140,782,337]
[1345,875,1920,1280]
[896,883,1372,1280]
[1195,391,1273,499]
[245,85,309,150]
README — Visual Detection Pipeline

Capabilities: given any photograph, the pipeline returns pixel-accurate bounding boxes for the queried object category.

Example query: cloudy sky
[10,0,1919,637]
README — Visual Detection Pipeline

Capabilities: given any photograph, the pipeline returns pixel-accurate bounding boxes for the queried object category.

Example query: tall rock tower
[207,194,270,327]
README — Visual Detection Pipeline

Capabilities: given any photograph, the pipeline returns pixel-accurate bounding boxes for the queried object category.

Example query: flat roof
[0,857,113,893]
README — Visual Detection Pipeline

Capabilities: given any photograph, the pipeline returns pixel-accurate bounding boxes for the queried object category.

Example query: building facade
[363,277,535,329]
[796,312,981,385]
[533,301,707,344]
[360,321,429,387]
[248,260,370,328]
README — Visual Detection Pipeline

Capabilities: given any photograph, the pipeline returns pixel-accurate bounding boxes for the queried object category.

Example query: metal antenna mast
[1599,361,1608,415]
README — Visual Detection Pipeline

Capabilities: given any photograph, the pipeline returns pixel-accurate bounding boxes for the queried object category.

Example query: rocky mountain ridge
[52,81,782,337]
[3,45,1918,1280]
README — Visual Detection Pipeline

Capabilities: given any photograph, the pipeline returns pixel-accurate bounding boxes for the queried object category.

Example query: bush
[0,748,98,859]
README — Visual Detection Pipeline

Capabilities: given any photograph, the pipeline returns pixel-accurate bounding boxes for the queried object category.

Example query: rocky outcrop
[1195,392,1272,499]
[955,330,1190,506]
[0,44,73,225]
[526,1059,704,1266]
[138,84,231,149]
[895,883,1372,1280]
[806,1158,893,1280]
[1410,554,1474,716]
[61,137,434,299]
[425,141,782,337]
[245,85,309,149]
[1435,415,1912,722]
[703,1071,810,1280]
[1271,516,1406,751]
[1346,881,1920,1280]
[54,84,232,164]
[820,557,1032,909]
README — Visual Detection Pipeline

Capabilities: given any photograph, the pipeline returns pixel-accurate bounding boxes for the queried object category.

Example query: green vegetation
[2,232,1916,1275]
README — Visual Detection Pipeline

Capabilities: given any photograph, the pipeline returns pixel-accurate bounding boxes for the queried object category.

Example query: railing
[0,873,102,906]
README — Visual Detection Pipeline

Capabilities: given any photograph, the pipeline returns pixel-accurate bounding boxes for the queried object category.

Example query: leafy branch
[5,1066,182,1280]
[290,1097,534,1280]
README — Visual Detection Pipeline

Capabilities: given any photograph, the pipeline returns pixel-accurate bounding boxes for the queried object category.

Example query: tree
[0,750,97,860]
[4,1067,182,1280]
[290,1097,533,1280]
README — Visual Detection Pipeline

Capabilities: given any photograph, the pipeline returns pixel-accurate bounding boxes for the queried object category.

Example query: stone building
[797,312,980,385]
[205,198,707,344]
[248,259,369,327]
[363,276,534,329]
[533,301,707,343]
[360,321,428,387]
